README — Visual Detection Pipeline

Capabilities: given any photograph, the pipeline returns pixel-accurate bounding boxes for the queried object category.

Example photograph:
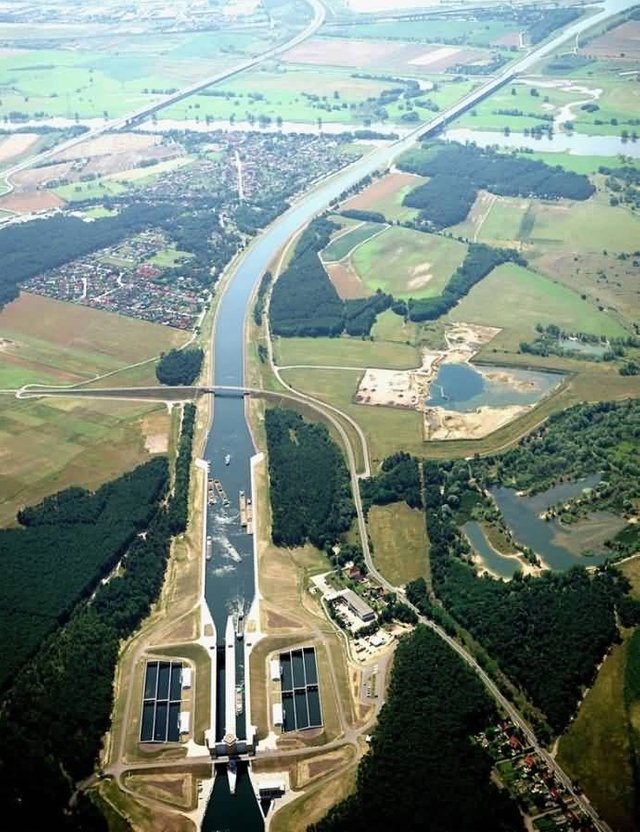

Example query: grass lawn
[322,222,383,262]
[450,193,531,246]
[274,335,419,369]
[0,292,187,387]
[370,308,422,344]
[448,263,628,343]
[518,151,624,175]
[558,638,636,832]
[368,502,429,586]
[351,226,467,299]
[147,246,194,268]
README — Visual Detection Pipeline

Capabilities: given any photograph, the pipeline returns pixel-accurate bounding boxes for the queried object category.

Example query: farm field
[351,226,468,298]
[274,334,419,370]
[557,637,636,832]
[0,292,187,387]
[159,65,478,126]
[281,36,500,75]
[447,263,628,349]
[368,502,429,586]
[0,29,279,120]
[321,222,383,262]
[323,17,519,47]
[449,192,531,246]
[579,18,640,61]
[0,394,169,527]
[341,171,425,222]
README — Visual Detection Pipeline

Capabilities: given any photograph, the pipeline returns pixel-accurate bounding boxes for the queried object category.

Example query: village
[475,722,598,832]
[18,129,364,329]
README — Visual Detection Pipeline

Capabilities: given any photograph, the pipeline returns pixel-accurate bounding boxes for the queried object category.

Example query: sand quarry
[355,322,538,440]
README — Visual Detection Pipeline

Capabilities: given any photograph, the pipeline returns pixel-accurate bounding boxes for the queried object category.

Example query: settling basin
[425,363,563,411]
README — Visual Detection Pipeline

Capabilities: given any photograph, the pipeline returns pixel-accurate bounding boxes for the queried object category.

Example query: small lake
[490,475,610,571]
[425,363,563,412]
[444,127,640,158]
[464,521,523,579]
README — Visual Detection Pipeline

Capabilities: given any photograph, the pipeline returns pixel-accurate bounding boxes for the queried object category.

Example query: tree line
[407,243,525,322]
[265,408,355,550]
[0,457,169,688]
[0,402,196,830]
[310,625,522,832]
[360,452,422,512]
[398,141,594,230]
[155,347,204,385]
[0,203,172,309]
[269,218,393,337]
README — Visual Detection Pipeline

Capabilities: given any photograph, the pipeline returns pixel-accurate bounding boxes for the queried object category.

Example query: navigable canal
[198,1,635,825]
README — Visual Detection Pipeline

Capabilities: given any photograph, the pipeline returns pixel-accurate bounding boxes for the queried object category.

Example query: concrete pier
[225,615,236,738]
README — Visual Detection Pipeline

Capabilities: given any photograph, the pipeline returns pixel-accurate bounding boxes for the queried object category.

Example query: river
[444,127,640,158]
[198,0,637,825]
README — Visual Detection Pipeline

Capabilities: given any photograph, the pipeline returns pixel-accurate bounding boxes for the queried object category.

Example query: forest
[402,173,478,229]
[269,218,393,337]
[360,452,422,512]
[421,449,634,732]
[253,269,272,327]
[265,408,355,549]
[0,203,172,309]
[407,243,524,321]
[0,403,195,831]
[0,457,169,688]
[310,625,522,832]
[155,347,204,385]
[399,141,594,228]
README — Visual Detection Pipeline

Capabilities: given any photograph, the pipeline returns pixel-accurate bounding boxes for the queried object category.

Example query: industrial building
[341,588,376,622]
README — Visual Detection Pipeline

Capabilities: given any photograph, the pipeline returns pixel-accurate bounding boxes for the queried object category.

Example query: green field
[558,638,636,832]
[527,196,640,253]
[454,82,577,132]
[450,193,531,246]
[274,334,419,370]
[0,28,278,119]
[322,222,383,262]
[351,226,468,299]
[160,66,477,126]
[368,502,430,586]
[448,263,628,342]
[147,246,194,268]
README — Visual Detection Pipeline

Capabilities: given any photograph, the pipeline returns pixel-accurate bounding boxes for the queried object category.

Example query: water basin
[425,363,563,412]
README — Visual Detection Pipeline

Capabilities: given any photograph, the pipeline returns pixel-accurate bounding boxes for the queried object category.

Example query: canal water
[443,127,640,158]
[198,1,636,823]
[425,363,562,411]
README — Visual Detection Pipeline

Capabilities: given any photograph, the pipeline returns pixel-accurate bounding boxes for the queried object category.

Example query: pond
[425,363,563,412]
[463,521,523,580]
[490,475,610,571]
[443,127,640,158]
